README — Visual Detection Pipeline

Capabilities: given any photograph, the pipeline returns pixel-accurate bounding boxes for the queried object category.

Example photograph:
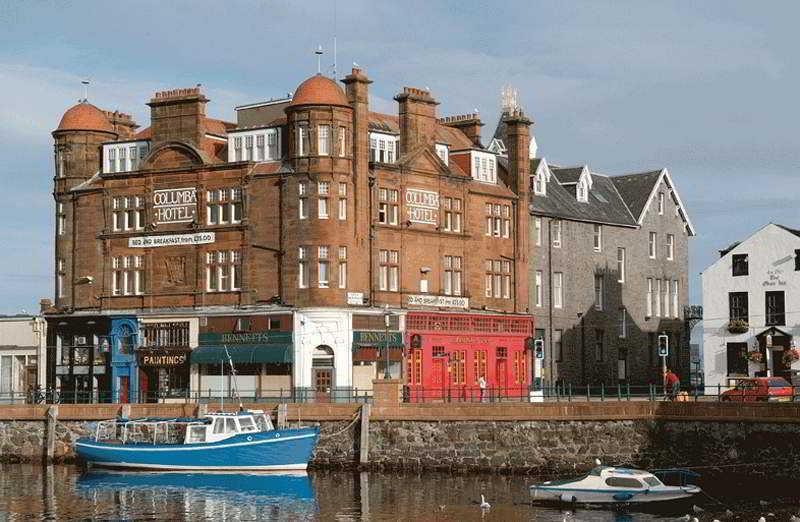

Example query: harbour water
[0,464,798,521]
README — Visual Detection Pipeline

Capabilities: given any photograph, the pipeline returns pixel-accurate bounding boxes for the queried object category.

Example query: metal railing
[14,387,373,405]
[7,384,800,405]
[402,384,800,403]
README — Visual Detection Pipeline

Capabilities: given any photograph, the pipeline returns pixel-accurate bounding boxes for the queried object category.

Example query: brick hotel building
[46,69,534,402]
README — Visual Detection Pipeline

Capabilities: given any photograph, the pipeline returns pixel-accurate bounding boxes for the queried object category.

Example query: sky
[0,1,798,314]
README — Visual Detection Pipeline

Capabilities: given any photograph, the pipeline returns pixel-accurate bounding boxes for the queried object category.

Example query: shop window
[432,346,445,357]
[473,350,487,383]
[408,349,423,385]
[269,318,281,330]
[513,351,527,384]
[141,322,190,348]
[496,347,508,359]
[451,350,466,385]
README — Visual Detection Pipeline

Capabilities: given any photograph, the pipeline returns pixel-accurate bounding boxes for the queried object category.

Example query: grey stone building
[493,116,695,387]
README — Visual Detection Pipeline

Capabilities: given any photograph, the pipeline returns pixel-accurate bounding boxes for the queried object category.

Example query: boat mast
[223,345,244,410]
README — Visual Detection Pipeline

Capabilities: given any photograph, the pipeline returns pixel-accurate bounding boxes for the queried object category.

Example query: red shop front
[404,312,533,402]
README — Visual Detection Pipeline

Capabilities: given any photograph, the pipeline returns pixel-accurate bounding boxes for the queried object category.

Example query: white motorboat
[530,464,701,505]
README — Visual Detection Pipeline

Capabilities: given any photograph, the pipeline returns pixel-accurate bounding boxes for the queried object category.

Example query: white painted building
[0,315,47,401]
[701,224,800,388]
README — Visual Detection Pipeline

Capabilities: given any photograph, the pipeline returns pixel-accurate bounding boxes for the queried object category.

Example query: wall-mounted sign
[352,330,404,347]
[407,294,469,309]
[347,292,365,305]
[128,232,215,248]
[405,188,439,225]
[199,331,292,346]
[139,351,188,367]
[153,187,197,224]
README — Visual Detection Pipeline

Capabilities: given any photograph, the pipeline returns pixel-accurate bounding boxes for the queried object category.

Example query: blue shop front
[109,316,139,403]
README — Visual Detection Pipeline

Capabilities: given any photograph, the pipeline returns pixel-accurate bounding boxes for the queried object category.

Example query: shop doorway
[118,376,129,404]
[312,345,335,402]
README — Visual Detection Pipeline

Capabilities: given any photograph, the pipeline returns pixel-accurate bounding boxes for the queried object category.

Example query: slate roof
[550,166,584,185]
[610,170,663,220]
[532,162,638,227]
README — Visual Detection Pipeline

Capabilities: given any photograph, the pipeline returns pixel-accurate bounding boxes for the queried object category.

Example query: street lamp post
[383,307,392,379]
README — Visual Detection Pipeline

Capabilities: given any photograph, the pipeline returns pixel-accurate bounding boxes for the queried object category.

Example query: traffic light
[658,334,669,357]
[534,339,544,360]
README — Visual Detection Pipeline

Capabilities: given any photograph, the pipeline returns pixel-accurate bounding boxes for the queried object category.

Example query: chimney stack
[103,110,139,139]
[39,298,53,314]
[147,86,209,147]
[439,113,483,147]
[504,108,532,196]
[394,87,439,155]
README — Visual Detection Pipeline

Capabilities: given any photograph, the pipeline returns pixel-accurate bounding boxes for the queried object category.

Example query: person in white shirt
[478,375,487,402]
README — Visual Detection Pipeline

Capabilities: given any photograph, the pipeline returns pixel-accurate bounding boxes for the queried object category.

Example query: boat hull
[75,427,319,471]
[530,485,701,505]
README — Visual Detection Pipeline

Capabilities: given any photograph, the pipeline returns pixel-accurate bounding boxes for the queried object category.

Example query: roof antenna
[315,45,324,74]
[81,78,90,103]
[332,0,337,78]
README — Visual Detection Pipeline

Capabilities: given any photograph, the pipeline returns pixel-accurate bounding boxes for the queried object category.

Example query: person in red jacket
[663,369,680,400]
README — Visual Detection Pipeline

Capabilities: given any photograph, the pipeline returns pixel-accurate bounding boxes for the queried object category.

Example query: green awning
[190,344,292,364]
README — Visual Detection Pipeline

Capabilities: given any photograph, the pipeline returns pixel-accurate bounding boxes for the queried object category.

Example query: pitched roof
[531,161,638,227]
[776,224,800,239]
[550,166,585,185]
[610,170,662,219]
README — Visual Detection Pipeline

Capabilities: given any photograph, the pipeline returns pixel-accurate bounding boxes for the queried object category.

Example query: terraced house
[492,110,696,387]
[46,68,534,403]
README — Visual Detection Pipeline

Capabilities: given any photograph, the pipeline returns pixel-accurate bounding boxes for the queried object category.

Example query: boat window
[239,416,257,432]
[255,415,270,432]
[605,477,644,488]
[643,476,661,487]
[213,418,225,434]
[225,418,237,433]
[187,425,206,443]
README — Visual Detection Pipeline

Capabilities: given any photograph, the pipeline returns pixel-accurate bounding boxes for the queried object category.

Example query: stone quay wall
[0,400,799,477]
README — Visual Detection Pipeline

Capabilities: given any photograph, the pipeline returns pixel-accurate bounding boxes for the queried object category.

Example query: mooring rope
[317,410,362,439]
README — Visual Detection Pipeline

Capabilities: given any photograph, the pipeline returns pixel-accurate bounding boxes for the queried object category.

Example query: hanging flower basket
[782,349,800,366]
[744,351,764,363]
[727,319,749,334]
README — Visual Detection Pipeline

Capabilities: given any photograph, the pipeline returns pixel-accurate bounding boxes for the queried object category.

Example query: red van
[721,377,794,402]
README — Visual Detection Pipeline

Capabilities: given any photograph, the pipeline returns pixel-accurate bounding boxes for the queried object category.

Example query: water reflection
[76,471,317,520]
[0,464,799,521]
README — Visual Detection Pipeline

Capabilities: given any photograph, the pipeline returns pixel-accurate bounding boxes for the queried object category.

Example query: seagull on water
[480,495,491,510]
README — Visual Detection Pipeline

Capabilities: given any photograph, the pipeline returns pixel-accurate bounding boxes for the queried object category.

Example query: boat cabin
[186,411,274,444]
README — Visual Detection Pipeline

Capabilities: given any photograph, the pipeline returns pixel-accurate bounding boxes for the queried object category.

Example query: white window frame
[658,192,665,215]
[298,182,307,220]
[593,224,602,252]
[535,217,542,246]
[317,246,329,288]
[338,246,347,289]
[298,247,308,288]
[318,125,330,156]
[649,232,657,259]
[672,280,679,318]
[318,181,329,219]
[552,220,562,248]
[553,272,563,309]
[666,234,674,261]
[594,274,604,311]
[617,248,626,283]
[535,270,543,307]
[646,278,653,317]
[655,279,662,317]
[297,124,309,157]
[338,126,347,157]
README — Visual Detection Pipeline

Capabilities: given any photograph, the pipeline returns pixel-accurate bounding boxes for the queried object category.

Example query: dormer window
[435,143,449,164]
[532,159,552,196]
[369,132,398,164]
[227,128,281,162]
[103,141,150,174]
[470,151,497,184]
[574,169,593,203]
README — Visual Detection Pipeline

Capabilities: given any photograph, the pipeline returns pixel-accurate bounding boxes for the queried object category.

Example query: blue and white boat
[530,463,701,505]
[75,410,319,471]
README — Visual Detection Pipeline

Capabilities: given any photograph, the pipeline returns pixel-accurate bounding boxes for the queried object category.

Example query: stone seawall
[0,402,798,477]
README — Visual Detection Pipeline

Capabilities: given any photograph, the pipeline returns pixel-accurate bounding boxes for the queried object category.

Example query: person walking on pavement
[478,375,487,403]
[663,368,680,401]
